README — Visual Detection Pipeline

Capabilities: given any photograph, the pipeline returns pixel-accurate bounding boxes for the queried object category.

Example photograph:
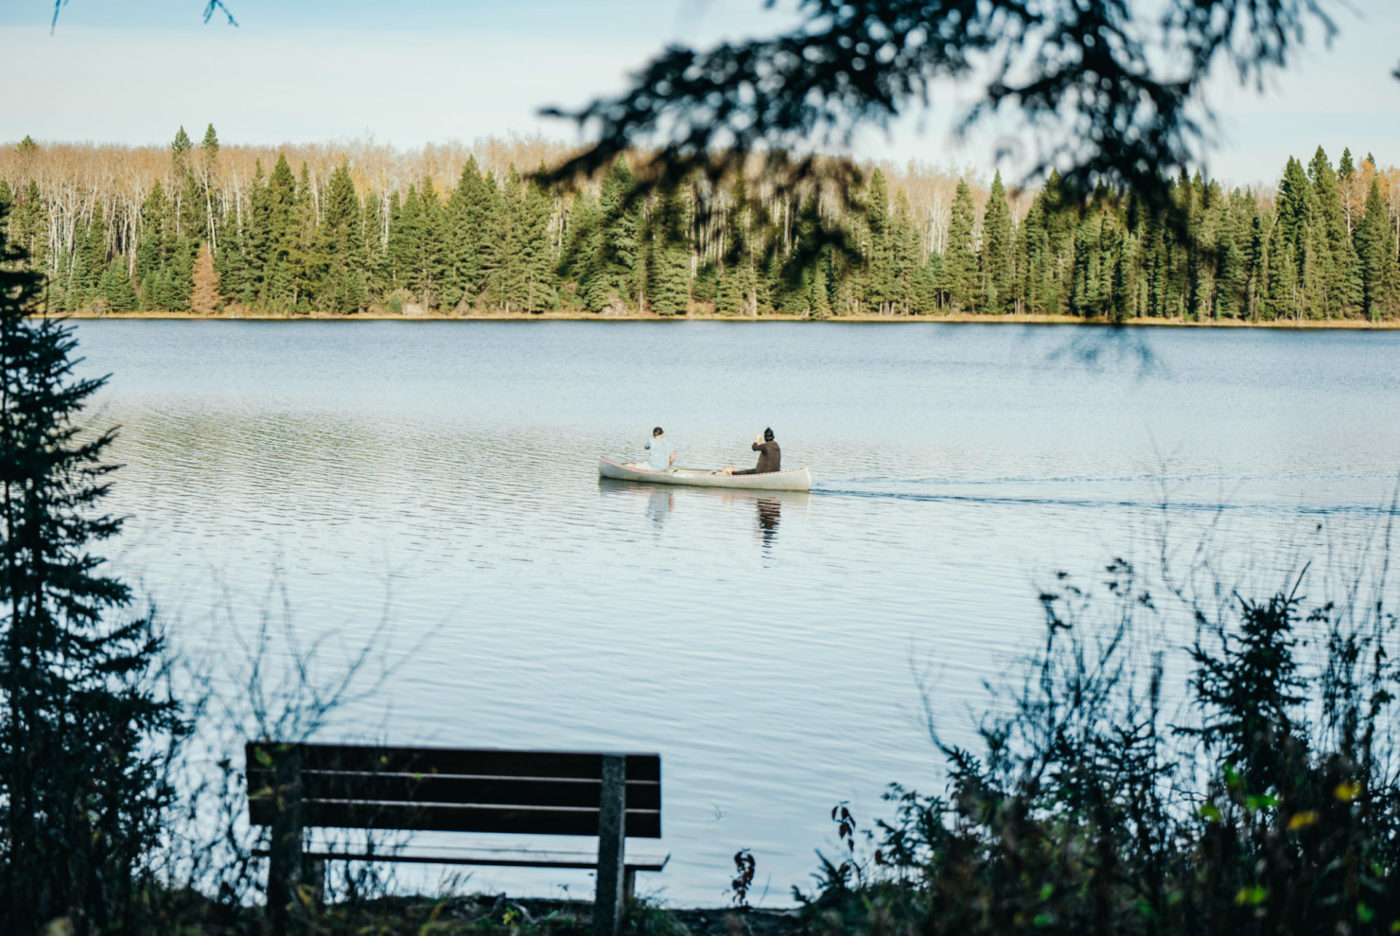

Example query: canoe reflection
[755,497,780,547]
[646,488,674,526]
[599,479,809,548]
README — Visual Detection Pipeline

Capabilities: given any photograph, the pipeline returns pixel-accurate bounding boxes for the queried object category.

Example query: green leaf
[1234,886,1268,906]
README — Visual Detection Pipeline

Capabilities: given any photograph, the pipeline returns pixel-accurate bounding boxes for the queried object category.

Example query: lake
[74,320,1400,906]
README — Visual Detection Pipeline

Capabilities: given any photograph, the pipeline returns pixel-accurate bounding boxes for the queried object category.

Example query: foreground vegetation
[3,132,1399,322]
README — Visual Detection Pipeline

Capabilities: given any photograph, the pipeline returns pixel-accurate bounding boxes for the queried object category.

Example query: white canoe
[598,457,812,492]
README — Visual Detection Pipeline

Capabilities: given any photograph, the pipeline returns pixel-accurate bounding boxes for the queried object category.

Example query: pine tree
[721,176,760,317]
[170,126,204,243]
[485,167,528,311]
[1215,199,1245,319]
[0,203,181,934]
[1308,146,1362,317]
[981,170,1013,314]
[315,165,366,314]
[15,181,48,275]
[889,195,921,315]
[1338,147,1359,234]
[443,156,495,309]
[597,157,642,311]
[286,163,321,311]
[262,154,298,308]
[943,179,978,313]
[361,191,388,306]
[864,170,893,314]
[1356,178,1400,320]
[648,180,691,316]
[520,166,558,312]
[162,236,195,311]
[199,124,220,246]
[560,191,601,311]
[1070,213,1104,317]
[715,267,743,315]
[1245,211,1266,322]
[807,251,833,318]
[101,258,140,313]
[1017,198,1049,314]
[75,204,109,310]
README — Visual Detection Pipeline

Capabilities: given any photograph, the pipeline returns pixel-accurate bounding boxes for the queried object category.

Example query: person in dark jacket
[724,428,781,475]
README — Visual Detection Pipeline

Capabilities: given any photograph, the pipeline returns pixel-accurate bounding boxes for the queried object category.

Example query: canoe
[598,456,812,492]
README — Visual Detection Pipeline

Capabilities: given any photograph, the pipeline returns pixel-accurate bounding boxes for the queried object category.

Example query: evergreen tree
[1070,213,1104,317]
[0,204,181,934]
[443,156,494,309]
[485,168,529,311]
[1245,211,1267,321]
[521,166,558,312]
[315,165,367,314]
[162,236,195,311]
[1016,198,1049,315]
[864,170,893,314]
[1307,146,1362,317]
[1356,179,1400,320]
[715,266,743,315]
[559,191,601,311]
[1338,147,1359,234]
[648,180,691,316]
[286,163,321,311]
[75,205,109,310]
[943,178,978,313]
[361,192,388,305]
[199,124,220,246]
[169,126,204,243]
[889,195,921,314]
[14,181,47,275]
[595,157,642,311]
[981,171,1013,314]
[101,258,140,312]
[262,154,298,308]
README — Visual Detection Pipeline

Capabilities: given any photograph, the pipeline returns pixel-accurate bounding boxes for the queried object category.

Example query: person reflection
[755,496,780,547]
[647,488,674,526]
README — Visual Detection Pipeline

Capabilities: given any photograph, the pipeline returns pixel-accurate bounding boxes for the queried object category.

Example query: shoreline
[36,310,1400,329]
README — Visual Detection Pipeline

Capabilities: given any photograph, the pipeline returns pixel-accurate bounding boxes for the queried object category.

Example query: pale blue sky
[3,0,1398,187]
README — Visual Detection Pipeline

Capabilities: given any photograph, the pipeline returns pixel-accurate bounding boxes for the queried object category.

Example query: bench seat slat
[246,770,661,810]
[250,744,660,782]
[251,848,667,872]
[249,799,663,838]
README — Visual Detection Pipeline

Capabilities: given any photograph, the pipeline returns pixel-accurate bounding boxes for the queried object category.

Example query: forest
[1,127,1398,321]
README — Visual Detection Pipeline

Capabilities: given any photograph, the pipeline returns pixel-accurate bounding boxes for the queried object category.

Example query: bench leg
[305,856,326,908]
[595,754,628,936]
[265,744,306,936]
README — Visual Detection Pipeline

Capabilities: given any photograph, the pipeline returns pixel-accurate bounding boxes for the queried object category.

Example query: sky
[2,0,1398,188]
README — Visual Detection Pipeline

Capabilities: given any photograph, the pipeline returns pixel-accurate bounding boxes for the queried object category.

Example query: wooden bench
[246,742,664,936]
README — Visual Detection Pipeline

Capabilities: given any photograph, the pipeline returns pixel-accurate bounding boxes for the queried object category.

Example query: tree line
[2,127,1399,321]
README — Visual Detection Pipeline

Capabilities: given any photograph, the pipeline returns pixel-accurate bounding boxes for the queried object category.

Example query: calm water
[74,320,1400,905]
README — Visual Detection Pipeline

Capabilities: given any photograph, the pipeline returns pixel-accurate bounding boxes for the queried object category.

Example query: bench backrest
[246,742,662,838]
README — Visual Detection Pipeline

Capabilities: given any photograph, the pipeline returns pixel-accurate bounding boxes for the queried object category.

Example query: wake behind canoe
[598,457,812,492]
